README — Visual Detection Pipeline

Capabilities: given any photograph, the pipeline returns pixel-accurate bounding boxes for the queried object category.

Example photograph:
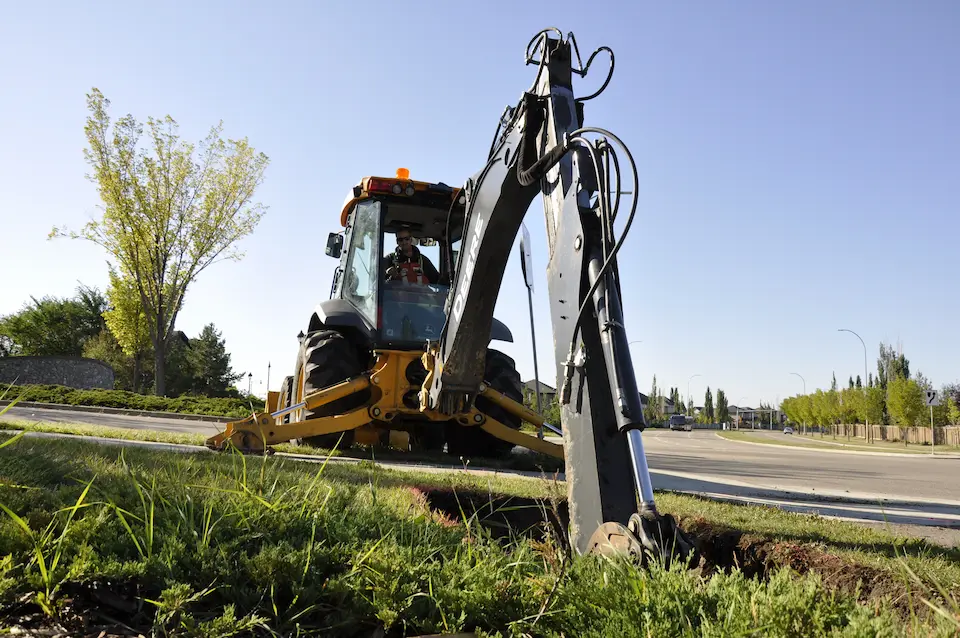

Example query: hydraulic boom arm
[421,29,697,561]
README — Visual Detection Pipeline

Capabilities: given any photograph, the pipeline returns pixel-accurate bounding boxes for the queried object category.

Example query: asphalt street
[643,429,958,502]
[5,406,960,542]
[641,429,960,543]
[3,406,225,436]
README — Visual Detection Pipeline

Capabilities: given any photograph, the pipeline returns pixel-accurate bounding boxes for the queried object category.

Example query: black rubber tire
[410,422,447,453]
[296,330,370,449]
[279,375,293,423]
[445,349,523,459]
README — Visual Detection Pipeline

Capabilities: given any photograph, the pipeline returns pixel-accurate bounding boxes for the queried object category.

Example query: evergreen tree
[848,376,854,389]
[855,375,862,389]
[703,387,714,422]
[187,323,244,397]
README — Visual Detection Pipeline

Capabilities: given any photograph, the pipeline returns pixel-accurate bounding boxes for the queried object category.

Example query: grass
[717,430,960,455]
[1,432,959,636]
[0,414,566,476]
[0,382,265,418]
[794,432,960,455]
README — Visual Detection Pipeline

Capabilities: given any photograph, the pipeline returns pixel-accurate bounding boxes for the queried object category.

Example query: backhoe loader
[207,28,696,564]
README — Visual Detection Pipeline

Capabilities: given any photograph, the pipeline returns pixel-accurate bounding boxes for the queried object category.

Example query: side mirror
[325,232,343,258]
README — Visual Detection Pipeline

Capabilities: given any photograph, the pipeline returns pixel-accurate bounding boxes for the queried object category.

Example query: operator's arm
[421,254,440,284]
[381,253,397,280]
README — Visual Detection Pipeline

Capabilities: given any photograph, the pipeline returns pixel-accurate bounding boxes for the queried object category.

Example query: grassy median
[0,415,564,476]
[718,430,960,455]
[1,433,959,636]
[0,383,264,419]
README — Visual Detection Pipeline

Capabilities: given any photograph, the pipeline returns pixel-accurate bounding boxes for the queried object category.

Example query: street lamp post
[790,372,806,434]
[838,328,870,443]
[627,340,644,418]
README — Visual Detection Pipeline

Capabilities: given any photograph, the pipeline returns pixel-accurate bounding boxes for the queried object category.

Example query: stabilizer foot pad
[587,509,699,570]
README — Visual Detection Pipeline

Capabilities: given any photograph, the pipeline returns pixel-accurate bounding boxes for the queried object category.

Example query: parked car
[669,414,692,432]
[783,426,794,435]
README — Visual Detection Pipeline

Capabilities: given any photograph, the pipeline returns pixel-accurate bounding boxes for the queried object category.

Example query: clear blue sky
[1,0,957,408]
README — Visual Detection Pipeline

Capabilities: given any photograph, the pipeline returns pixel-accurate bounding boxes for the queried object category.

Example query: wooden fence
[806,424,960,446]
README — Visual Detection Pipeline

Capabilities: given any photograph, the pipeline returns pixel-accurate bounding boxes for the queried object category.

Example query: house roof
[523,380,557,393]
[638,393,675,406]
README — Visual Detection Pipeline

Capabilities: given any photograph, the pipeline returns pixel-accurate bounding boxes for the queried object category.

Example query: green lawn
[1,383,264,419]
[1,433,958,636]
[0,416,564,475]
[795,432,960,454]
[719,430,960,455]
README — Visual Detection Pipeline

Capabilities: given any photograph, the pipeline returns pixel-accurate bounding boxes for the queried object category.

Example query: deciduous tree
[716,389,730,423]
[949,395,960,426]
[52,88,269,395]
[865,385,885,425]
[0,285,106,357]
[81,329,134,390]
[840,386,864,423]
[886,376,925,433]
[103,268,152,392]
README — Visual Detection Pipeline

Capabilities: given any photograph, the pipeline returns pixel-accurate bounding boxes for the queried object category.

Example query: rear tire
[296,330,370,450]
[410,422,447,452]
[446,349,523,459]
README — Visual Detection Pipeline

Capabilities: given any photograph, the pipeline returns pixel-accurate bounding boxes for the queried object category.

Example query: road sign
[925,390,940,406]
[520,223,534,292]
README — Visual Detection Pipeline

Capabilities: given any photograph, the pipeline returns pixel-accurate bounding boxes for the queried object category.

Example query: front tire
[296,330,370,449]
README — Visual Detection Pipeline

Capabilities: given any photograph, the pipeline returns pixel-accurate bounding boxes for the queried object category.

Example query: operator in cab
[383,228,440,285]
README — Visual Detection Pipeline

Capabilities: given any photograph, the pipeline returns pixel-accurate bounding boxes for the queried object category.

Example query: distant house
[639,393,676,414]
[527,383,681,415]
[523,380,556,403]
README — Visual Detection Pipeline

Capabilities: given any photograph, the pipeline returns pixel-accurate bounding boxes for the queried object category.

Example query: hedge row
[1,384,265,418]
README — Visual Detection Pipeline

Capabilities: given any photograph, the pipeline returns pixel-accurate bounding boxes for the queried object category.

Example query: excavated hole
[414,486,930,619]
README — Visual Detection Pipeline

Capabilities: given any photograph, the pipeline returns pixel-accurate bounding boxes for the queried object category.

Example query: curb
[650,467,960,508]
[715,432,960,459]
[0,400,234,423]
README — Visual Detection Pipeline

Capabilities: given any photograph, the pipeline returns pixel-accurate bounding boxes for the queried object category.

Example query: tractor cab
[325,168,469,349]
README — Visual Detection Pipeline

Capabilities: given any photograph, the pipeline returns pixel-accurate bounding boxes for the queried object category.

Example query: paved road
[6,407,960,542]
[643,429,958,502]
[3,406,224,437]
[641,429,960,542]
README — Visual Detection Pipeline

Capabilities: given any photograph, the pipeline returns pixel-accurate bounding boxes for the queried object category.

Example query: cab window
[343,200,380,324]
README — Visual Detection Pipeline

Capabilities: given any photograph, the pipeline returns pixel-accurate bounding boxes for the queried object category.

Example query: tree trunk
[133,352,142,394]
[154,343,166,397]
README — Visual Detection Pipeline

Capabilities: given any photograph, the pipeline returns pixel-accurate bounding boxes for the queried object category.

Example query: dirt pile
[415,486,943,619]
